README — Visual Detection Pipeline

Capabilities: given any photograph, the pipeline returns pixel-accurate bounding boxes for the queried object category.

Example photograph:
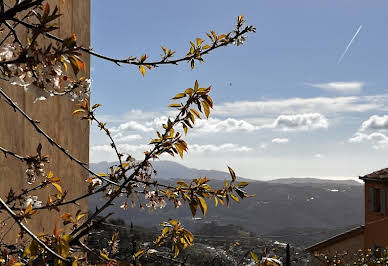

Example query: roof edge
[305,225,365,253]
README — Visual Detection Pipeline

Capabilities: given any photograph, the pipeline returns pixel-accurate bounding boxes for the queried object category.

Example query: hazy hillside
[269,177,362,186]
[89,161,364,247]
[90,160,256,181]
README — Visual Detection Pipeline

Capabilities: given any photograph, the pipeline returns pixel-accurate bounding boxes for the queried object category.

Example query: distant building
[306,168,388,265]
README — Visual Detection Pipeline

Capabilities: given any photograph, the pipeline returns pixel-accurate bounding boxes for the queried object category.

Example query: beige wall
[0,0,90,242]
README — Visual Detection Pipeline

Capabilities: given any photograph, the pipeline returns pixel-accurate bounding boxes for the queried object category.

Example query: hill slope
[89,161,364,246]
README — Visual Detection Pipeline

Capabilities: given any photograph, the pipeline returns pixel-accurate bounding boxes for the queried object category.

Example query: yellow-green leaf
[76,213,86,221]
[99,250,110,261]
[250,251,259,263]
[194,80,199,91]
[72,109,85,116]
[172,93,186,100]
[24,203,33,215]
[228,166,236,182]
[237,182,249,188]
[202,101,210,118]
[198,196,207,216]
[196,38,203,47]
[139,65,146,76]
[134,249,145,258]
[47,171,54,178]
[190,109,201,119]
[168,103,181,108]
[230,193,240,203]
[52,183,62,194]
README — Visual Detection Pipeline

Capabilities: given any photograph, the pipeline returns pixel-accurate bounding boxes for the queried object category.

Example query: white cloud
[194,118,257,133]
[110,121,153,133]
[112,133,142,143]
[90,143,152,162]
[188,143,252,153]
[360,115,388,131]
[272,138,289,144]
[348,132,388,149]
[308,81,364,94]
[272,113,328,130]
[314,153,324,158]
[91,143,151,153]
[213,95,386,117]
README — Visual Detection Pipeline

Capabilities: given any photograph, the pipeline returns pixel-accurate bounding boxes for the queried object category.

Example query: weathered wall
[310,232,364,266]
[0,0,90,242]
[364,181,388,248]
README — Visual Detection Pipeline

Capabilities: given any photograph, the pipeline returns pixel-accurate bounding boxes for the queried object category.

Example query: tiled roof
[359,168,388,181]
[305,226,365,253]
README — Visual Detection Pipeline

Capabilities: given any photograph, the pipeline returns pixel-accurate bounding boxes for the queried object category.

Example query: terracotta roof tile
[359,168,388,180]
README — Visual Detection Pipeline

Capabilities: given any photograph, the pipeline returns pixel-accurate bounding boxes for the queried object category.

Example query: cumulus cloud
[308,81,364,94]
[110,121,153,133]
[271,113,328,130]
[90,143,152,162]
[91,143,151,153]
[360,115,388,131]
[194,118,257,133]
[112,133,142,143]
[272,138,289,144]
[213,95,386,117]
[348,132,388,149]
[188,143,252,153]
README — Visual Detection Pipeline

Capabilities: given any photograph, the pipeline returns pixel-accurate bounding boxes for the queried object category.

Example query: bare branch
[0,88,118,185]
[0,197,70,262]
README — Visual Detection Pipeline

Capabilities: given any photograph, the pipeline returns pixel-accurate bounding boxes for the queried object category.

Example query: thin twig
[0,197,70,262]
[11,17,255,68]
[0,145,28,162]
[0,88,118,185]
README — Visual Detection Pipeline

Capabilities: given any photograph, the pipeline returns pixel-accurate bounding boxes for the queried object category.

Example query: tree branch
[0,88,119,185]
[0,197,70,263]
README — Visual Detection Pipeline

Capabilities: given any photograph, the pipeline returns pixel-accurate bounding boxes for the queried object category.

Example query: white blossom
[23,196,42,209]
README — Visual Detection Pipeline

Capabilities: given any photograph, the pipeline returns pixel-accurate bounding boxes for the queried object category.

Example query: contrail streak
[337,24,363,64]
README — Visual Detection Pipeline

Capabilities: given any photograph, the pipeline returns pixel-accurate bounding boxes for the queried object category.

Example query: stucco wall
[364,181,388,248]
[0,0,90,242]
[310,232,364,266]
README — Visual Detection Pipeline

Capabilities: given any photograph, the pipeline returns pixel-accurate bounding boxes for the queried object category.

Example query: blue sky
[90,1,388,180]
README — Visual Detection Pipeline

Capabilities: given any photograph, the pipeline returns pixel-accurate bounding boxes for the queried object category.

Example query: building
[306,168,388,265]
[0,0,90,242]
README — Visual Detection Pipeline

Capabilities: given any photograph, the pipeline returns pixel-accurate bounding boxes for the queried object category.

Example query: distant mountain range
[89,160,364,247]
